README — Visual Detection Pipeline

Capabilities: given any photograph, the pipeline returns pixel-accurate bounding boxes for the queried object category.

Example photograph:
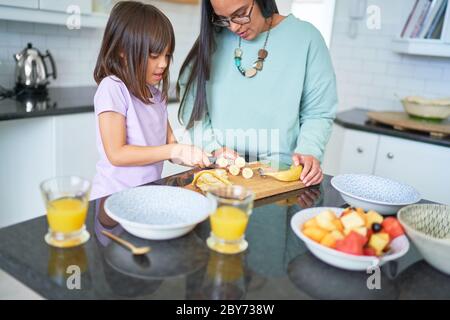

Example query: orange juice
[47,198,87,233]
[210,206,248,241]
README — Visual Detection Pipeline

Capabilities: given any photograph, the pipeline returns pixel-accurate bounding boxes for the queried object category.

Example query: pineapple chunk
[341,211,366,230]
[365,210,384,228]
[333,219,344,232]
[330,230,345,240]
[368,232,390,256]
[303,227,328,243]
[316,210,338,231]
[303,217,319,229]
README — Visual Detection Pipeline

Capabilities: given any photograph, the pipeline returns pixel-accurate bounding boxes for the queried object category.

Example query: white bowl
[398,204,450,275]
[401,96,450,120]
[331,174,421,215]
[104,186,212,240]
[291,207,410,271]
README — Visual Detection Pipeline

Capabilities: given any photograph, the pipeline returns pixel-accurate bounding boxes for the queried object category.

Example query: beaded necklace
[234,18,273,78]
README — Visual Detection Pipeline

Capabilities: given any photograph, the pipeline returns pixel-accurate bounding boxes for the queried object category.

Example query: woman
[178,0,337,187]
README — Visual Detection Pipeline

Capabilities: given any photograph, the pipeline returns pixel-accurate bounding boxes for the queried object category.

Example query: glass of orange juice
[206,186,254,254]
[40,176,91,248]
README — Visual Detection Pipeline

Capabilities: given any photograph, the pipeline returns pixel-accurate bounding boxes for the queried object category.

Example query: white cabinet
[0,113,98,229]
[339,130,379,175]
[327,126,450,205]
[0,0,107,28]
[55,113,97,180]
[0,117,55,228]
[0,0,38,9]
[374,135,450,205]
[39,0,92,14]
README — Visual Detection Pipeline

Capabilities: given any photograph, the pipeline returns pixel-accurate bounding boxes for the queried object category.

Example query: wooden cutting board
[367,111,450,138]
[184,162,306,200]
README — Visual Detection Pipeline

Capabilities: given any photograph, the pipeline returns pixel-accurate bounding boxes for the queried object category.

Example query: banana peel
[192,169,232,193]
[261,165,303,182]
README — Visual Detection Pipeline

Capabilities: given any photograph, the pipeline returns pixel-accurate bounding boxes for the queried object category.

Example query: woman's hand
[212,147,239,160]
[292,153,323,187]
[171,144,211,168]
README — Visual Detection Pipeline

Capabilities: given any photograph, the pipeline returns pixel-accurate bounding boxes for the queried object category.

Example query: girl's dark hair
[94,1,175,103]
[177,0,278,129]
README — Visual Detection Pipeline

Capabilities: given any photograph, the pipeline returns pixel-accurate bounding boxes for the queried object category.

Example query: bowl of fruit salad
[291,207,409,271]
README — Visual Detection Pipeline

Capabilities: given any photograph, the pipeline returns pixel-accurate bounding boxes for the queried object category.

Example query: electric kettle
[13,43,57,90]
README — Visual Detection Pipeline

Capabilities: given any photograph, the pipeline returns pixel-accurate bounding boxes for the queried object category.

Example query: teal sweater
[179,14,338,163]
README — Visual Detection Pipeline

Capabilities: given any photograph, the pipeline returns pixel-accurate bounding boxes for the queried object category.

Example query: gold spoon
[101,230,151,255]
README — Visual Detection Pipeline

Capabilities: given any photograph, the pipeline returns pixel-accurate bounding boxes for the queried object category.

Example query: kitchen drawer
[339,129,379,174]
[39,0,92,14]
[0,0,38,9]
[374,135,450,204]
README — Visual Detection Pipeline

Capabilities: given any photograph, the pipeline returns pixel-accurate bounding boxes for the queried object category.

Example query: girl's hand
[213,147,239,160]
[292,153,323,187]
[171,144,211,168]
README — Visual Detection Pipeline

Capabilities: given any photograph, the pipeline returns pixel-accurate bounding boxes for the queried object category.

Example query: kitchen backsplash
[0,0,200,89]
[330,0,450,112]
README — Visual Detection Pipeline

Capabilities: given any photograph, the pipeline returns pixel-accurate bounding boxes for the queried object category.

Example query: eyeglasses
[211,0,255,27]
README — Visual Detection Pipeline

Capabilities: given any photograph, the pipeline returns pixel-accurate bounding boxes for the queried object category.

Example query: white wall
[330,0,450,113]
[291,0,336,47]
[0,1,200,89]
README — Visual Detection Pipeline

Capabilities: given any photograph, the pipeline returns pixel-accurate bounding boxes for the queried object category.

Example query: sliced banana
[234,157,246,168]
[216,157,229,168]
[242,167,254,179]
[228,165,240,176]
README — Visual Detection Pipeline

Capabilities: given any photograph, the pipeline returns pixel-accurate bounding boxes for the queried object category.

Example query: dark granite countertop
[0,172,447,300]
[0,86,178,121]
[336,108,450,148]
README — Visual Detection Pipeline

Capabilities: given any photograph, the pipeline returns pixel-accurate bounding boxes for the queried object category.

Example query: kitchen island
[0,173,448,300]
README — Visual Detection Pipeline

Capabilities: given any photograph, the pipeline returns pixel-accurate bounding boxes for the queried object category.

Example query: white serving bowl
[401,96,450,120]
[104,186,212,240]
[291,207,410,271]
[398,204,450,275]
[331,174,421,215]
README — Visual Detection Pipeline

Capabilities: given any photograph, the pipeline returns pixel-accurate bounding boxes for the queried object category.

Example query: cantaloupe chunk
[303,227,328,243]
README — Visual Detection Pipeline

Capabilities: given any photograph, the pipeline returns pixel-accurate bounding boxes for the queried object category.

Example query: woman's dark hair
[177,0,278,129]
[94,1,175,104]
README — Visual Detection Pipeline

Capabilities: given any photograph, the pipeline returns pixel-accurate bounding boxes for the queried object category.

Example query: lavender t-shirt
[90,75,168,200]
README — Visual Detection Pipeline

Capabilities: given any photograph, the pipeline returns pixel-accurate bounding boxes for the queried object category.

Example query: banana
[261,165,303,182]
[192,169,232,193]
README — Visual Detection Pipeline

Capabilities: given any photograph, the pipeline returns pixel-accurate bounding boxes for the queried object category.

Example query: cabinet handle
[387,152,394,159]
[356,147,363,154]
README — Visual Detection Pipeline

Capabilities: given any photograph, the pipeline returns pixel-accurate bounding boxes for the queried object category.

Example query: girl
[91,1,211,200]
